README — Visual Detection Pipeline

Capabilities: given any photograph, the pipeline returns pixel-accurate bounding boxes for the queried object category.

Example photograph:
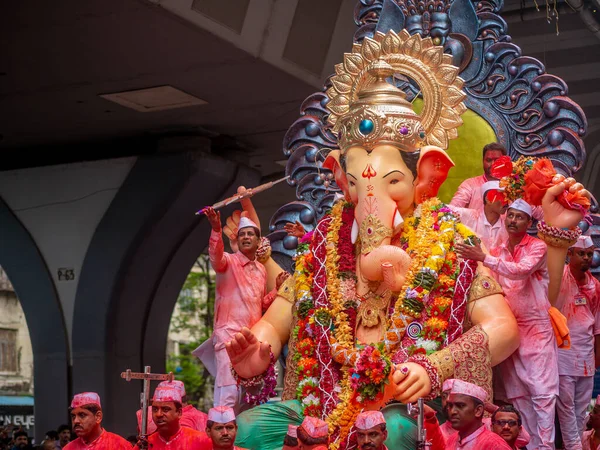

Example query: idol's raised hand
[542,175,590,229]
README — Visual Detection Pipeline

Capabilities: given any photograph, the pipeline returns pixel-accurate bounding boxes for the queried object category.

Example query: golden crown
[326,30,467,152]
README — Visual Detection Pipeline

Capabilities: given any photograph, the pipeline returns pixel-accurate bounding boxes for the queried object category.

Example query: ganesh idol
[224,30,589,450]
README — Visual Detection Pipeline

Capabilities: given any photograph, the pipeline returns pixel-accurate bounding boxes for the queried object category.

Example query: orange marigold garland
[292,199,478,449]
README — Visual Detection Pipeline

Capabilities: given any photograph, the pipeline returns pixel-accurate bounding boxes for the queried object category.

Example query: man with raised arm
[203,207,274,408]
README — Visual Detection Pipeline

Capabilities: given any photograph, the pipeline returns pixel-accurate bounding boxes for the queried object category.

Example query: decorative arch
[267,0,591,270]
[0,197,70,442]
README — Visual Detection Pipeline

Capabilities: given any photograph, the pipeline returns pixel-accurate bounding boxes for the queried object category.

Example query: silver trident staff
[408,397,432,449]
[121,366,174,447]
[195,175,290,215]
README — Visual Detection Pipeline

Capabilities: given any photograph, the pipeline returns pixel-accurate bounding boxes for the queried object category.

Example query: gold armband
[468,274,503,303]
[425,325,493,400]
[277,275,295,304]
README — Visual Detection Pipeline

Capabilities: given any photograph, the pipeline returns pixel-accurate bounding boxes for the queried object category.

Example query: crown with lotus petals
[326,29,466,153]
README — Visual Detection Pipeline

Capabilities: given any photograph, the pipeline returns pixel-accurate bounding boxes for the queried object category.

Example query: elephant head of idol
[323,30,466,290]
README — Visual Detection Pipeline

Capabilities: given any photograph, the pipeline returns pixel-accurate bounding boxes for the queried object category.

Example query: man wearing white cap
[451,180,509,250]
[203,206,272,408]
[136,380,208,435]
[445,379,511,449]
[206,406,247,450]
[355,411,388,450]
[556,235,600,450]
[296,416,329,450]
[432,380,530,448]
[282,425,299,450]
[65,392,131,449]
[457,198,558,449]
[134,386,211,450]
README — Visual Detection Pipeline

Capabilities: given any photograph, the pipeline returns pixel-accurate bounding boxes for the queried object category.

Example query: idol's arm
[467,267,520,366]
[226,280,294,379]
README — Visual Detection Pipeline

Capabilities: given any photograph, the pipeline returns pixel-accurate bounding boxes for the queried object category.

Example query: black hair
[13,430,28,439]
[45,431,59,440]
[492,404,522,426]
[283,434,298,446]
[297,426,328,445]
[57,425,71,434]
[483,142,507,157]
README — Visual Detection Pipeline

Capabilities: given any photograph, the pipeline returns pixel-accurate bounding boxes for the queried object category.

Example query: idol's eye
[390,179,400,185]
[349,180,356,187]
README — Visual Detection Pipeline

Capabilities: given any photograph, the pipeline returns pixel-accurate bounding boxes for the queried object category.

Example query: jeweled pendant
[359,119,374,135]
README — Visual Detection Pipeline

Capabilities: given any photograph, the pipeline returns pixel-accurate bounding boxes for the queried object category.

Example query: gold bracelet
[426,346,454,387]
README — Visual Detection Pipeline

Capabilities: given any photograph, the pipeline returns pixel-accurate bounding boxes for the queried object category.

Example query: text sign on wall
[57,268,75,281]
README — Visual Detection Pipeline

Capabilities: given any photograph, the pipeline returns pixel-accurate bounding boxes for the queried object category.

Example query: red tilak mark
[362,164,377,180]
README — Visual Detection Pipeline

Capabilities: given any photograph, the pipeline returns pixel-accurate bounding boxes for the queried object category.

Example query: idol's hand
[391,363,431,403]
[225,327,271,379]
[284,221,306,238]
[542,175,590,229]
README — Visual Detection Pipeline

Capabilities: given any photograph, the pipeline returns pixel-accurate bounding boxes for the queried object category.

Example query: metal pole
[140,366,151,438]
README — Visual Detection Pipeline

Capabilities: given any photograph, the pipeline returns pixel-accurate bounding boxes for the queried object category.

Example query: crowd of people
[3,142,598,449]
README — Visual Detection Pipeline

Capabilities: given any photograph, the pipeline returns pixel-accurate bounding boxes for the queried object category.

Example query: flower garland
[292,198,477,449]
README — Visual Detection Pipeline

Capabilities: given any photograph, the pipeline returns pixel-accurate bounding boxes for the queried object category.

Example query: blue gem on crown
[358,119,374,135]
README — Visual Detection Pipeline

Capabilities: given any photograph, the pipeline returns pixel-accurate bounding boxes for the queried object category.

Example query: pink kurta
[445,425,512,449]
[209,230,268,387]
[137,405,208,434]
[450,175,488,210]
[133,427,212,450]
[485,234,558,399]
[557,267,600,377]
[451,207,508,251]
[63,430,131,450]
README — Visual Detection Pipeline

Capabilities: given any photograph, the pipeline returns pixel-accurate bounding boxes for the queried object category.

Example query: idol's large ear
[414,146,455,204]
[323,149,350,200]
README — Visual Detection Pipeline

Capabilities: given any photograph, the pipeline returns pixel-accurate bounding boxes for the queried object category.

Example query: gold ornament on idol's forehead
[325,29,466,152]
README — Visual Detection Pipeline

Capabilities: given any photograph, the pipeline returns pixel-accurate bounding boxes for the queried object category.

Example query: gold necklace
[356,290,392,329]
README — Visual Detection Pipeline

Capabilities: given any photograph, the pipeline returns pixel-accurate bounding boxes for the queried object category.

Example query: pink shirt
[134,427,212,450]
[445,425,512,449]
[450,175,488,210]
[486,234,558,398]
[63,430,131,450]
[557,267,600,377]
[209,230,268,349]
[451,207,508,251]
